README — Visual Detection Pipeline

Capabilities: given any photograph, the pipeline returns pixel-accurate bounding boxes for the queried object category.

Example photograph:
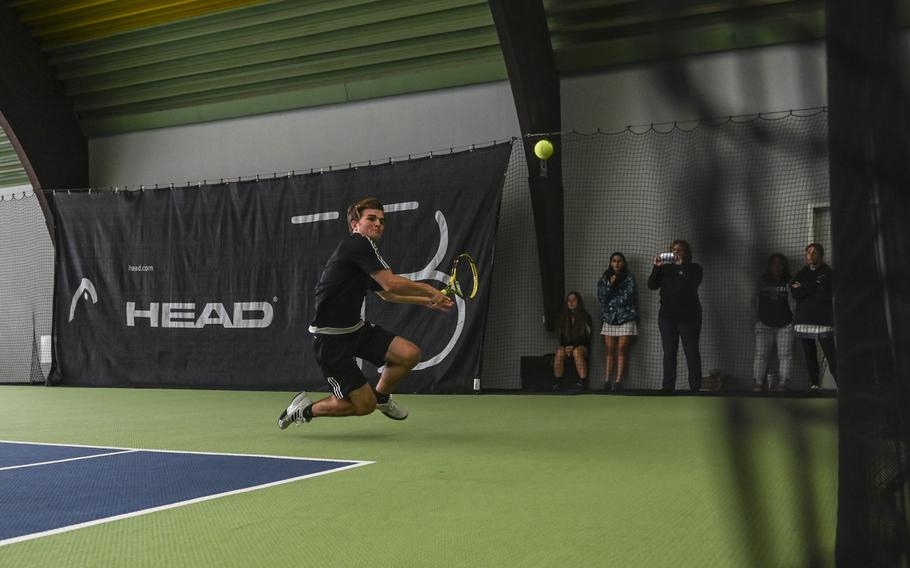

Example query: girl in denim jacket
[597,252,639,390]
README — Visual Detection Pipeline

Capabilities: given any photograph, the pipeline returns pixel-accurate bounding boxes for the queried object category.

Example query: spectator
[752,253,794,392]
[648,240,703,393]
[791,243,836,392]
[553,291,593,391]
[597,252,639,391]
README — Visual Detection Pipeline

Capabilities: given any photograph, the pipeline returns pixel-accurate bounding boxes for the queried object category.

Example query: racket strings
[443,254,478,299]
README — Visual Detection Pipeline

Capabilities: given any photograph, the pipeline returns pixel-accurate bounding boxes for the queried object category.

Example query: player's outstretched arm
[372,270,453,311]
[376,290,452,311]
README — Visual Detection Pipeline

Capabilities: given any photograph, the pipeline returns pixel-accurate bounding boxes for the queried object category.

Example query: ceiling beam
[0,1,88,241]
[489,0,564,330]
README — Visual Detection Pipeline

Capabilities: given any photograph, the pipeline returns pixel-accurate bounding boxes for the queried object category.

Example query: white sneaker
[278,391,312,430]
[376,396,408,420]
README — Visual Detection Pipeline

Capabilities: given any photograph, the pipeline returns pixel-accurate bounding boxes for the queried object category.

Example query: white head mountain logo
[68,278,98,322]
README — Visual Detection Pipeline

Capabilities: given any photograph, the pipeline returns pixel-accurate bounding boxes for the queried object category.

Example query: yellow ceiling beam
[9,0,277,48]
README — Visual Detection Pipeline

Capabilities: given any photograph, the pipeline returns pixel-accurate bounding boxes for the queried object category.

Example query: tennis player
[278,196,453,429]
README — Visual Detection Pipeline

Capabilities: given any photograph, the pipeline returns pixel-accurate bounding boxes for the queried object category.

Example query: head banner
[52,143,512,392]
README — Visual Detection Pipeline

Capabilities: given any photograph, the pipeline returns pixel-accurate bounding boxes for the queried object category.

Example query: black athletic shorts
[312,322,396,399]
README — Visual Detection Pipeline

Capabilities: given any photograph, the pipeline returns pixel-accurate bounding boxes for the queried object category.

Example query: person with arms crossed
[791,243,836,392]
[278,196,453,429]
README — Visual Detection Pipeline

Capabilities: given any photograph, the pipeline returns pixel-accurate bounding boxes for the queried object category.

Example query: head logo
[125,301,274,329]
[68,278,98,322]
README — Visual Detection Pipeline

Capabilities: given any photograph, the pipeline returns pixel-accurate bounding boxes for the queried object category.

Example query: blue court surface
[0,440,371,546]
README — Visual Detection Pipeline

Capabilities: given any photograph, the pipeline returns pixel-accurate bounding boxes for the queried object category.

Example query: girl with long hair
[553,291,593,390]
[597,252,639,390]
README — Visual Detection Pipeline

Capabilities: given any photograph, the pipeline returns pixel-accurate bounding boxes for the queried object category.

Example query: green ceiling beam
[554,8,825,73]
[548,0,822,43]
[0,175,31,188]
[60,5,495,91]
[0,134,31,188]
[544,0,817,30]
[23,0,504,137]
[46,0,488,64]
[79,47,506,135]
[70,29,500,112]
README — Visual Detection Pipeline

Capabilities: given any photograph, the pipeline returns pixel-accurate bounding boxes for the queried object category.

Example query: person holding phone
[648,240,703,393]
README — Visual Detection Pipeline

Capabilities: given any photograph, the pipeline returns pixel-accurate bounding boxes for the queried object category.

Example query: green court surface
[0,386,837,567]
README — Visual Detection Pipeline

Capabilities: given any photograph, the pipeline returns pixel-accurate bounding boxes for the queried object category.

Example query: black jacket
[648,262,703,320]
[791,263,834,326]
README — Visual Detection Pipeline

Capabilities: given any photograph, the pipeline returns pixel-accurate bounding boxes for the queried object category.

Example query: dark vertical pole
[0,3,88,242]
[488,0,564,330]
[826,1,910,564]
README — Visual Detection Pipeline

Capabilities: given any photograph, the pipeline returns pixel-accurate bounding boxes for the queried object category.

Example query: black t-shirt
[756,277,792,327]
[311,232,390,330]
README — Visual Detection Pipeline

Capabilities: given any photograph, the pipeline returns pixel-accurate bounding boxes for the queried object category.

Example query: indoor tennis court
[0,387,837,566]
[1,2,907,567]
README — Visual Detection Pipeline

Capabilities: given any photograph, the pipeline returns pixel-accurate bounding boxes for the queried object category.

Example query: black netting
[482,110,832,391]
[0,112,833,393]
[0,191,54,384]
[481,143,552,389]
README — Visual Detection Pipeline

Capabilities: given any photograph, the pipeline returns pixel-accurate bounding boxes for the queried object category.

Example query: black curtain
[51,143,512,393]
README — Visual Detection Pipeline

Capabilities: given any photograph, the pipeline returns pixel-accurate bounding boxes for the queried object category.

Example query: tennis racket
[441,253,478,300]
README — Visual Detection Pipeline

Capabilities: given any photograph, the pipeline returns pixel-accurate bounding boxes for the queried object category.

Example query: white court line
[0,462,370,548]
[0,440,374,548]
[0,439,370,464]
[0,449,137,472]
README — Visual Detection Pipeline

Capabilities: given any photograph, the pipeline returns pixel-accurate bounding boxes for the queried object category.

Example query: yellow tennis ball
[534,139,554,160]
